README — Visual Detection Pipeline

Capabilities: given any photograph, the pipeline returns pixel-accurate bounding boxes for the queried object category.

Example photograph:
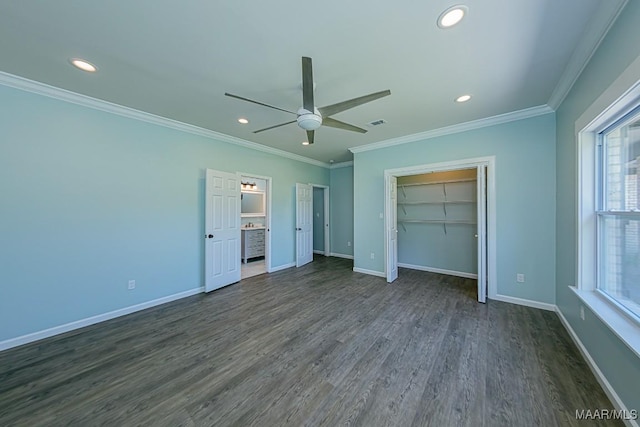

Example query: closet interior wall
[397,169,478,278]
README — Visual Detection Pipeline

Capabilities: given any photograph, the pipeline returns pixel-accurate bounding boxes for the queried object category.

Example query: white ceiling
[0,1,626,164]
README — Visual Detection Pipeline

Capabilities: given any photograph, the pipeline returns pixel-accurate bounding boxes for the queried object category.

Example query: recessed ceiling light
[238,118,249,124]
[302,141,310,146]
[69,58,97,72]
[438,5,468,29]
[455,94,472,103]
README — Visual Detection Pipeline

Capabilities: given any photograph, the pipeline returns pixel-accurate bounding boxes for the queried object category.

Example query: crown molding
[329,161,353,169]
[0,71,330,169]
[547,0,628,110]
[349,104,554,154]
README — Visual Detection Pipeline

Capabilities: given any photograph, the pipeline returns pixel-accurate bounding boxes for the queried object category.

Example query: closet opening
[384,157,495,303]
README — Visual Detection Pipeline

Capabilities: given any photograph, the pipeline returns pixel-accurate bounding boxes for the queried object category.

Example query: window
[597,107,640,320]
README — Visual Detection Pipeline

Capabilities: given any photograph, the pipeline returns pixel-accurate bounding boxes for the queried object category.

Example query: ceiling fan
[225,57,391,144]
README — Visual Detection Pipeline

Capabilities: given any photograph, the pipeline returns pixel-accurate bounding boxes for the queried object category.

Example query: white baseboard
[397,263,478,279]
[491,294,556,311]
[313,250,324,254]
[556,308,639,427]
[269,262,295,273]
[353,267,386,278]
[0,288,203,352]
[330,252,354,260]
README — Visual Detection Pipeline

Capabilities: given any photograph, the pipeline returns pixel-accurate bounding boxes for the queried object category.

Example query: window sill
[570,286,640,359]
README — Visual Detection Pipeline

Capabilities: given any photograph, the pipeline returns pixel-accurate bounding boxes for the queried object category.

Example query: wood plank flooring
[0,256,621,426]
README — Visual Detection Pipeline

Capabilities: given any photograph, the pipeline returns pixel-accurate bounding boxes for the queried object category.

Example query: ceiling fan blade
[225,92,296,115]
[302,57,315,112]
[306,130,315,145]
[253,120,297,133]
[319,89,391,117]
[322,117,367,134]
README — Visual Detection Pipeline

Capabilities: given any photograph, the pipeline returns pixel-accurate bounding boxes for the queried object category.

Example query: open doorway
[240,173,271,279]
[296,183,330,267]
[384,157,495,302]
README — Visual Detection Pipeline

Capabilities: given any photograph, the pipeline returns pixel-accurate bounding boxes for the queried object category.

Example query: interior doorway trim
[238,171,273,273]
[383,156,497,299]
[310,184,331,257]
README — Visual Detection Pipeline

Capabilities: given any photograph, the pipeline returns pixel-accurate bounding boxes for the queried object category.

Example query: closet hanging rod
[398,219,477,224]
[398,200,475,205]
[398,178,476,187]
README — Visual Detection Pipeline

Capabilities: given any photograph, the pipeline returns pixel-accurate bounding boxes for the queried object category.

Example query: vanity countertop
[242,226,265,230]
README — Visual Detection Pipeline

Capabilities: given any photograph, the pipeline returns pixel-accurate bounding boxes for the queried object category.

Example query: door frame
[311,184,330,257]
[238,172,273,273]
[383,156,496,300]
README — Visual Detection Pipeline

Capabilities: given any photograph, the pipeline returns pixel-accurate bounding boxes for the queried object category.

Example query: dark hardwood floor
[0,256,620,426]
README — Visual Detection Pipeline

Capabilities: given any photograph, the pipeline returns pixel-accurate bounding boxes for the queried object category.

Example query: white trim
[383,156,497,300]
[330,252,354,260]
[270,262,296,273]
[556,308,639,427]
[0,71,329,169]
[349,105,553,154]
[353,267,386,278]
[547,0,629,110]
[397,263,477,279]
[329,161,353,169]
[571,287,640,359]
[491,294,556,312]
[0,288,202,352]
[313,249,325,255]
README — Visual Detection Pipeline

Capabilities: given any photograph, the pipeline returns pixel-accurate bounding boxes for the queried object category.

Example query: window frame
[575,65,640,359]
[594,107,640,321]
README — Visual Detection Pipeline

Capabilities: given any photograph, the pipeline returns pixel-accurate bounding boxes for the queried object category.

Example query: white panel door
[205,169,241,292]
[296,183,313,267]
[386,176,398,283]
[476,166,487,303]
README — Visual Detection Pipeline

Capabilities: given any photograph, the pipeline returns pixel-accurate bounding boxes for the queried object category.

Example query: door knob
[208,234,214,238]
[296,228,302,231]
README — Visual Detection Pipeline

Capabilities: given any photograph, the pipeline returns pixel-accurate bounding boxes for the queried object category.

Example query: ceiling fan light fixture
[438,5,468,29]
[296,108,322,131]
[69,58,97,72]
[455,94,472,103]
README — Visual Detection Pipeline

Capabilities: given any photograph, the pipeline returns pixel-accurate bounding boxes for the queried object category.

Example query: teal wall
[353,113,557,303]
[313,187,324,252]
[555,0,640,413]
[0,84,328,343]
[329,165,354,257]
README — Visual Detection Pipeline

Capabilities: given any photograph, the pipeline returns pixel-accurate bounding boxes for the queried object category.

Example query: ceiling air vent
[368,119,386,127]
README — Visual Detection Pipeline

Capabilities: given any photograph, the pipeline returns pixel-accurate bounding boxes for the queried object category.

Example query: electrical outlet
[128,280,136,290]
[347,241,351,247]
[379,213,383,219]
[370,252,375,259]
[516,273,525,283]
[580,306,585,321]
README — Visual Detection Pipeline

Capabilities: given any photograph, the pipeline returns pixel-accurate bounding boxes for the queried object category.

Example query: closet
[397,169,478,278]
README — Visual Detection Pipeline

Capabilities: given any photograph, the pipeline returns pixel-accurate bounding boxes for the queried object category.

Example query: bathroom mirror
[241,191,265,216]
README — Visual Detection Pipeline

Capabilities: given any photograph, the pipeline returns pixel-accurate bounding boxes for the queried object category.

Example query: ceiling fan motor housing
[297,107,322,131]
